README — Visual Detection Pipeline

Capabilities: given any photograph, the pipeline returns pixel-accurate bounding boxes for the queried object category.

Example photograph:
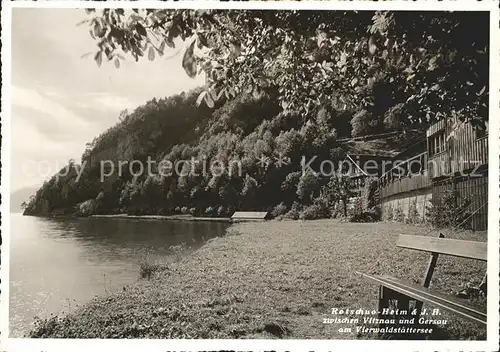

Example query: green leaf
[148,47,155,61]
[477,85,486,96]
[114,58,120,68]
[182,40,197,78]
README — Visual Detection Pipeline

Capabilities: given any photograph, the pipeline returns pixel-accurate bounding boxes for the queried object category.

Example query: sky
[10,8,204,192]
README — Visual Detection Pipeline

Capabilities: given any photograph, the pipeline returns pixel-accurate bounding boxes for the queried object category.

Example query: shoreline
[27,220,487,339]
[22,213,266,223]
[90,214,233,222]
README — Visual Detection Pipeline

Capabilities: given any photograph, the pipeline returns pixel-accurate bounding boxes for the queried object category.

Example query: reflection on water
[9,214,229,337]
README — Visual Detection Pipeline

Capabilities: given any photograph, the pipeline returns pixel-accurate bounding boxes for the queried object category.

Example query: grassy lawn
[29,220,487,339]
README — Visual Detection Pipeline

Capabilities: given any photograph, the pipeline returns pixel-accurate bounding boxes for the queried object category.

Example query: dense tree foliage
[84,9,488,128]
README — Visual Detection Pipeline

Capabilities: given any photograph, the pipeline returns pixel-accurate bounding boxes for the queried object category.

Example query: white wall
[380,188,432,223]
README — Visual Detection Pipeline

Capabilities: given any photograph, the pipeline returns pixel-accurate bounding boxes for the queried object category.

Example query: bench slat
[356,272,486,325]
[397,235,487,261]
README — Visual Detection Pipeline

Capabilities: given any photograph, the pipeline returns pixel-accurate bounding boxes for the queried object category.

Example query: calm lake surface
[9,213,230,337]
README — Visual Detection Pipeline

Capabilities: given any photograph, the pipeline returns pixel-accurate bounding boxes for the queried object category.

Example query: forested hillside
[23,86,365,219]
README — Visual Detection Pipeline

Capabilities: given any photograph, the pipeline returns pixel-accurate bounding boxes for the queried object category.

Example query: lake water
[8,213,230,337]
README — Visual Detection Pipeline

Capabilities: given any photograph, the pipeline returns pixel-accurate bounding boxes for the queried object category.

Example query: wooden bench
[357,233,487,337]
[231,211,269,222]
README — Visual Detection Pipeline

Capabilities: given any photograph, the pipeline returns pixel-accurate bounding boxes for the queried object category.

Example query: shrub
[189,207,196,216]
[181,206,189,214]
[296,171,321,202]
[284,202,302,220]
[349,197,363,217]
[350,207,381,223]
[350,212,368,222]
[351,109,379,137]
[29,316,65,338]
[350,212,375,223]
[426,190,472,229]
[138,253,169,279]
[169,243,188,261]
[271,203,288,218]
[217,205,225,217]
[174,206,181,214]
[330,204,341,218]
[75,199,97,217]
[139,261,162,279]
